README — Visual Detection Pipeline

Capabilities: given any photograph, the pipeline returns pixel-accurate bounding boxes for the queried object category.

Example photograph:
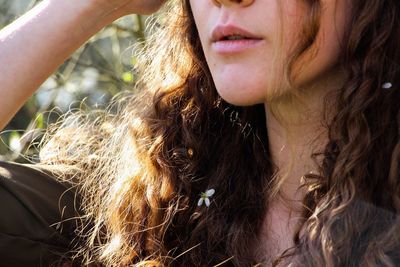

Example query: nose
[212,0,254,8]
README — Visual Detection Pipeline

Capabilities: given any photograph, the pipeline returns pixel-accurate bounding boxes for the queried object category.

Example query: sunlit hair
[40,0,400,266]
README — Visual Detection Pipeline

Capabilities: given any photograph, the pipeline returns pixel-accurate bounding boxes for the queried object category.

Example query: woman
[1,0,399,266]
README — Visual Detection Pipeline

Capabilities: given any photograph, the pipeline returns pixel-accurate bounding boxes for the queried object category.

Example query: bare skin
[0,0,164,130]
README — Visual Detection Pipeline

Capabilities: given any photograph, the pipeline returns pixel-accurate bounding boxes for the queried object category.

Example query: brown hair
[40,0,400,266]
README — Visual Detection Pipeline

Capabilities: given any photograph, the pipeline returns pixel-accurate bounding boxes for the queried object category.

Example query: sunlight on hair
[101,234,123,258]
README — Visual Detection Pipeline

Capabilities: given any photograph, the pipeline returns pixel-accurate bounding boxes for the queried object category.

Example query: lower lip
[212,39,264,54]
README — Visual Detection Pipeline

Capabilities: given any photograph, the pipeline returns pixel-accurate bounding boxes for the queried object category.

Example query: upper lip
[211,24,263,42]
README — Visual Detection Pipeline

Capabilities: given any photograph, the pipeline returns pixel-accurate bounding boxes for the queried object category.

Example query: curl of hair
[40,0,400,266]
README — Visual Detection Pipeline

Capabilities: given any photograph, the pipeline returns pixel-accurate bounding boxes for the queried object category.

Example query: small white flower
[197,188,215,207]
[382,82,393,89]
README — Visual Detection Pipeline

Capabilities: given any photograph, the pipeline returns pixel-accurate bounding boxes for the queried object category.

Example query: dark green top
[0,161,81,267]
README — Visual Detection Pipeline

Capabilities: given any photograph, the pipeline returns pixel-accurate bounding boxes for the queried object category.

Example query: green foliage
[0,0,148,162]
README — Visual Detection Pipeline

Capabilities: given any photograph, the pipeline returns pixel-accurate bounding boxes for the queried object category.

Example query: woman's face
[189,0,350,106]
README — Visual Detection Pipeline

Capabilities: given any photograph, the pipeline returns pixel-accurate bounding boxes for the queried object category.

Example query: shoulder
[0,161,82,266]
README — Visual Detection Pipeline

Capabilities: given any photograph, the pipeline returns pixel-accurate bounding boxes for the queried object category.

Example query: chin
[215,83,267,107]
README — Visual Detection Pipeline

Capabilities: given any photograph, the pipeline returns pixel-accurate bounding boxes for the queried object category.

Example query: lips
[211,25,263,42]
[211,25,264,54]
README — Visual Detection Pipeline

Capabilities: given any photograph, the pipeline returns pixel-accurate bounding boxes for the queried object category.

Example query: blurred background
[0,0,148,162]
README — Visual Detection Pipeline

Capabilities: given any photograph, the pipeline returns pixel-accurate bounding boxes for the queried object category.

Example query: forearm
[0,0,118,129]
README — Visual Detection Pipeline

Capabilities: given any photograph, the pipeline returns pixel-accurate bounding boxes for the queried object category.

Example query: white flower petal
[205,198,211,207]
[197,198,204,206]
[206,189,215,197]
[382,82,393,89]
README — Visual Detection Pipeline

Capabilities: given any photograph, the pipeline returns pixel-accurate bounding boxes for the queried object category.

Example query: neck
[264,72,343,207]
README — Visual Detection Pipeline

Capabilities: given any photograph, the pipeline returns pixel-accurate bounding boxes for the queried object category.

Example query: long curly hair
[40,0,400,266]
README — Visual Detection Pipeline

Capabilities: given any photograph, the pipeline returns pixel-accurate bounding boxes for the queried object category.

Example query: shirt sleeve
[0,161,82,267]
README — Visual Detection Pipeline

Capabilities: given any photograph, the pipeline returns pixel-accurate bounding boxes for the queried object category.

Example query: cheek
[189,0,209,29]
[291,0,349,87]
